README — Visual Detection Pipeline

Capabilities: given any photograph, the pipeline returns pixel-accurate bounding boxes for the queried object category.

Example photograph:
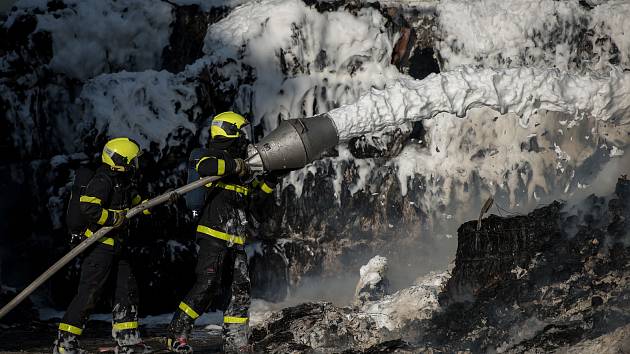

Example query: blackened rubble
[252,302,394,354]
[417,177,630,352]
[162,4,231,73]
[252,177,630,353]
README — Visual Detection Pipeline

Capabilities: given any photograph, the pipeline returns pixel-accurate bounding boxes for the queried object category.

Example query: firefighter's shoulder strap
[184,148,211,212]
[66,166,95,234]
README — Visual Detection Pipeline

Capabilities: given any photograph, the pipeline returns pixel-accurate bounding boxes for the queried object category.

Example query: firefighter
[53,137,151,354]
[166,112,278,353]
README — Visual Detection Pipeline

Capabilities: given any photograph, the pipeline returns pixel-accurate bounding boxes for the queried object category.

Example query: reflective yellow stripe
[179,302,200,319]
[223,316,248,324]
[97,209,109,225]
[196,225,245,245]
[196,157,226,176]
[205,182,250,195]
[80,195,101,205]
[84,229,115,246]
[217,159,225,175]
[59,323,83,335]
[113,321,138,331]
[260,182,273,194]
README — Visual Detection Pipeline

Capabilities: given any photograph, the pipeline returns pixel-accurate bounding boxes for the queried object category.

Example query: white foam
[79,70,198,157]
[195,0,401,133]
[362,271,449,330]
[8,0,173,80]
[591,1,630,69]
[436,0,630,72]
[355,255,388,297]
[436,0,586,70]
[169,0,249,11]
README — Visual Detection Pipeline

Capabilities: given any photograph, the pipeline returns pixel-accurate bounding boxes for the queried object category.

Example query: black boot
[52,331,86,354]
[223,323,251,353]
[167,310,194,353]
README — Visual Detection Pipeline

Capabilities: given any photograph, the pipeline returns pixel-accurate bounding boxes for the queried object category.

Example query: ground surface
[0,320,222,354]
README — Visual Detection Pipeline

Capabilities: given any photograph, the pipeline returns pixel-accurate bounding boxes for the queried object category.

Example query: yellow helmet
[101,137,141,172]
[210,111,249,139]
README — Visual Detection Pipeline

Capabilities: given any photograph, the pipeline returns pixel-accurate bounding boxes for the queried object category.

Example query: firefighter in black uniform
[167,112,278,353]
[53,137,151,354]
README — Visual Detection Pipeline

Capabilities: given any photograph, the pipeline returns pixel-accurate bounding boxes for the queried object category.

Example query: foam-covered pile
[5,0,173,80]
[80,70,198,154]
[196,0,401,132]
[436,0,630,71]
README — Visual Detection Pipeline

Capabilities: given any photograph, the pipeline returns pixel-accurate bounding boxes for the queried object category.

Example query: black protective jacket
[194,139,277,244]
[79,165,141,245]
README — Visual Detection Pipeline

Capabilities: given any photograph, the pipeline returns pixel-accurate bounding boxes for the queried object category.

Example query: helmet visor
[212,120,248,138]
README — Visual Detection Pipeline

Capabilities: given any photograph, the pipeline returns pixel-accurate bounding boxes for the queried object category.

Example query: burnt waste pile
[251,177,630,353]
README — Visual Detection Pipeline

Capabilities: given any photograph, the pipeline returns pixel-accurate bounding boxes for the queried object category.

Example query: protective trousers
[168,236,251,344]
[58,243,141,345]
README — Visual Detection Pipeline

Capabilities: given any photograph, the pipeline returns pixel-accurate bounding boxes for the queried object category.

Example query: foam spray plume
[251,66,630,174]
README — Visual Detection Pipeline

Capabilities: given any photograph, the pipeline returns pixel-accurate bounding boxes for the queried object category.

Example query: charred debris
[252,177,630,353]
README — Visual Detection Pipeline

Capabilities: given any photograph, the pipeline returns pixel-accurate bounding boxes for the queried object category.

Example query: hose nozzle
[251,114,339,171]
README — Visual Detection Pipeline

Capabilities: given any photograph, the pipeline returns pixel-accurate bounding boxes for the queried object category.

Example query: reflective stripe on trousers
[223,316,248,324]
[179,302,200,320]
[112,321,138,331]
[58,323,83,335]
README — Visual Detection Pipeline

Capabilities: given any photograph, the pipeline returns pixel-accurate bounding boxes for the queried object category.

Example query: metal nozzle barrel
[248,114,339,171]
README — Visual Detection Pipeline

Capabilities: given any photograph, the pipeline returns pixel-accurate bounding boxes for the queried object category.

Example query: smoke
[567,153,630,205]
[492,316,548,353]
[255,272,359,308]
[561,153,630,239]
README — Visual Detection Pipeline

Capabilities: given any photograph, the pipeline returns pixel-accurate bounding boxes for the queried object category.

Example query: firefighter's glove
[112,210,127,228]
[69,233,83,247]
[234,158,251,178]
[141,199,152,215]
